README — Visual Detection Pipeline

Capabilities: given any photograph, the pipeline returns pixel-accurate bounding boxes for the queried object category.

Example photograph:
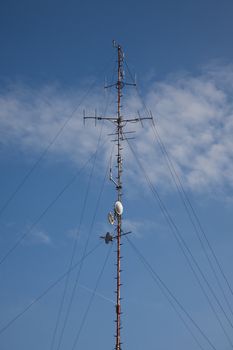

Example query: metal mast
[84,41,152,350]
[115,43,123,350]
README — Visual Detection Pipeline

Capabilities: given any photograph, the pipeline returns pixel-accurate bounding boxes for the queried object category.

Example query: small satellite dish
[115,201,123,216]
[105,232,113,244]
[100,232,113,244]
[108,212,115,225]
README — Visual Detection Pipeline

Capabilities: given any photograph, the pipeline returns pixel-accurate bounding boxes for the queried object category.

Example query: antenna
[84,42,153,350]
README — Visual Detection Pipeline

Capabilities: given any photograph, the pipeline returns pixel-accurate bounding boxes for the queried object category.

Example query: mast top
[112,39,121,49]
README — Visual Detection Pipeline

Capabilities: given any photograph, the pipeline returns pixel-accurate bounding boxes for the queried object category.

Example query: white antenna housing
[115,201,123,216]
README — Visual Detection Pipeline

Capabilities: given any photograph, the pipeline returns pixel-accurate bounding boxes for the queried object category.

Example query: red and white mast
[84,41,152,350]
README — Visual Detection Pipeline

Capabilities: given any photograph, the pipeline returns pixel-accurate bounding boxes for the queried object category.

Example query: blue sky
[1,1,233,350]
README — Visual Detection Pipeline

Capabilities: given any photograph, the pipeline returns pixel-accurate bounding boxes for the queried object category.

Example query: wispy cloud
[24,227,51,246]
[125,64,233,195]
[0,83,111,164]
[123,219,159,239]
[1,64,233,195]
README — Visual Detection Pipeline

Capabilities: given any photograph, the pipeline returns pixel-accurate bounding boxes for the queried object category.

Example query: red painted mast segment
[116,43,123,350]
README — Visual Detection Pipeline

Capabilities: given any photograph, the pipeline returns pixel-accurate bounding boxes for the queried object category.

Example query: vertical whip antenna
[84,41,153,350]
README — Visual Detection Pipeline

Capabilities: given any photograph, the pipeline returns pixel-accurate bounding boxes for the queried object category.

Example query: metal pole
[83,41,153,350]
[116,44,123,350]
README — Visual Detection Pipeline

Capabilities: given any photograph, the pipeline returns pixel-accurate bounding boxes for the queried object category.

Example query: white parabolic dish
[115,201,123,215]
[108,212,115,225]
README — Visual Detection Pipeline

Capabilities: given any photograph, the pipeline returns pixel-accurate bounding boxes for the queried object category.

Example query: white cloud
[128,66,233,194]
[24,227,51,246]
[0,83,112,165]
[123,219,161,239]
[1,65,233,196]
